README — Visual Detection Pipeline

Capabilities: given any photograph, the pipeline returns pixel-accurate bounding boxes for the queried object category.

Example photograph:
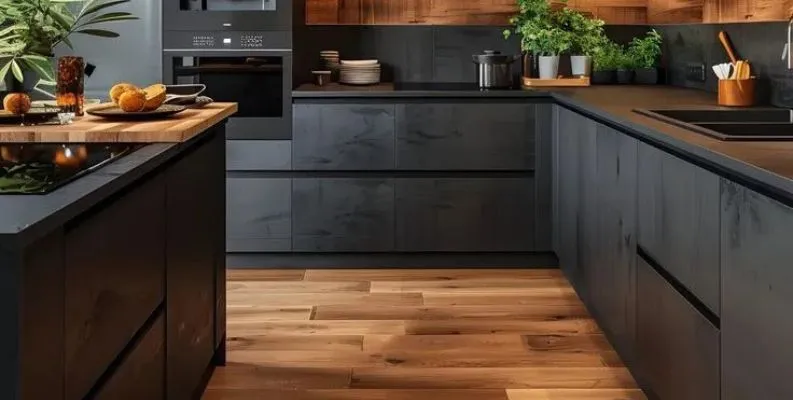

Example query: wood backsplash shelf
[305,0,793,26]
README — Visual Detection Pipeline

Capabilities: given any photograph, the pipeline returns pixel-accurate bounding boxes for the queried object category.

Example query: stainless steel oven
[164,32,292,140]
[163,0,292,37]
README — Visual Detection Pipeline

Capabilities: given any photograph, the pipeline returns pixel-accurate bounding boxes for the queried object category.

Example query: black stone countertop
[295,83,793,207]
[0,140,185,247]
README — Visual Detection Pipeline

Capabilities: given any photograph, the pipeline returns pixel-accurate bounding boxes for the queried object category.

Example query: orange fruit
[53,147,82,169]
[3,92,31,115]
[109,83,138,104]
[118,90,146,112]
[142,84,167,111]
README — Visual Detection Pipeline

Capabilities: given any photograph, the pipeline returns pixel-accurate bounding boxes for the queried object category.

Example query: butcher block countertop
[0,102,237,143]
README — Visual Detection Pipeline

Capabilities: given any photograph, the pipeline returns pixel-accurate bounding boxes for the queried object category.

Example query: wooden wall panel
[305,0,792,25]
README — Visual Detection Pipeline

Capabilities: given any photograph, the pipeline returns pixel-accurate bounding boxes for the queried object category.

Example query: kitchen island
[0,103,236,400]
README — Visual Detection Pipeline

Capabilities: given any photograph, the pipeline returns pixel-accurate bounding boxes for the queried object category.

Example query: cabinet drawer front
[226,140,291,171]
[227,178,292,252]
[94,314,165,400]
[293,104,396,170]
[637,256,720,400]
[637,143,721,315]
[65,176,166,400]
[292,178,395,251]
[396,103,536,171]
[395,178,535,252]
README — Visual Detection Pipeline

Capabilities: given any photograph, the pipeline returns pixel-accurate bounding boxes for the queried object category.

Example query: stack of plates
[339,60,381,85]
[320,50,340,71]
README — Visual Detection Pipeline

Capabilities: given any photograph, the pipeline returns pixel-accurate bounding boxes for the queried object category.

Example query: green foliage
[591,40,622,71]
[0,0,138,88]
[504,0,606,57]
[627,29,662,69]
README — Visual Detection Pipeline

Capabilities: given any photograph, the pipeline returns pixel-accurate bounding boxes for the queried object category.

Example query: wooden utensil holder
[718,79,756,107]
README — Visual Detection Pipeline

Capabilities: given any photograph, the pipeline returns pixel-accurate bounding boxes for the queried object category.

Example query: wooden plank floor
[204,269,646,400]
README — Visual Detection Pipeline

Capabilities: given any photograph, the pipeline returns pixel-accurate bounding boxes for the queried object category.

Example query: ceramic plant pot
[635,68,659,85]
[616,69,635,84]
[570,55,592,77]
[538,55,560,79]
[591,70,616,84]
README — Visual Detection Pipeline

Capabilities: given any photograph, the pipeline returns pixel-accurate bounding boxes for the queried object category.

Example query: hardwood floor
[204,269,646,400]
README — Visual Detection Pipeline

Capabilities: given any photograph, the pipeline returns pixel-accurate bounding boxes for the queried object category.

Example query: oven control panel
[164,31,291,50]
[240,34,264,48]
[192,35,216,48]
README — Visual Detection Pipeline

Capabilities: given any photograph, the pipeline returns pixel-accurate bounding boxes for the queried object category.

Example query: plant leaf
[74,28,120,38]
[80,12,137,26]
[0,60,12,84]
[10,59,23,83]
[79,0,130,20]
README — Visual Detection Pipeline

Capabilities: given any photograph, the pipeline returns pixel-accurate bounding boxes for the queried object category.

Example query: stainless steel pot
[472,50,519,89]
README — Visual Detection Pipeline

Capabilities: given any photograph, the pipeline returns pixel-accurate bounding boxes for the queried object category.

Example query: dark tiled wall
[655,22,793,107]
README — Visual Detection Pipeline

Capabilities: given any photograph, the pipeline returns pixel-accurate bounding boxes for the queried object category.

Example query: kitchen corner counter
[0,102,237,143]
[294,83,551,99]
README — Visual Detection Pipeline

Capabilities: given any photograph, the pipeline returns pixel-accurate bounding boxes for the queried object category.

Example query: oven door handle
[174,64,283,75]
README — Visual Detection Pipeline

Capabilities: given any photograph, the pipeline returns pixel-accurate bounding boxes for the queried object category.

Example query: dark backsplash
[655,22,793,107]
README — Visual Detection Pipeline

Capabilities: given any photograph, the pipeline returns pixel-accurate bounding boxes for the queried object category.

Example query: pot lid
[472,50,516,64]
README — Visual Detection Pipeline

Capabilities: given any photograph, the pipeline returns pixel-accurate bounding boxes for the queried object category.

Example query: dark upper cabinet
[292,178,395,251]
[636,256,720,400]
[64,174,166,400]
[293,104,396,170]
[396,103,536,171]
[395,178,534,252]
[637,142,721,315]
[165,135,222,398]
[94,314,165,400]
[226,177,292,252]
[590,123,638,362]
[721,180,793,400]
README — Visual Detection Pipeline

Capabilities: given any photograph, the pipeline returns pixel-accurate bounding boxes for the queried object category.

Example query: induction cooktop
[0,144,142,195]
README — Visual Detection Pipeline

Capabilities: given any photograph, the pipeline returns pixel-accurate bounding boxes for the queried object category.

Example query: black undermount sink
[634,108,793,141]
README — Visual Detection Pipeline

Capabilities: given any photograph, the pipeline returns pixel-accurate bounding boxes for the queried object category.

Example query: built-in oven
[163,0,292,39]
[164,32,292,140]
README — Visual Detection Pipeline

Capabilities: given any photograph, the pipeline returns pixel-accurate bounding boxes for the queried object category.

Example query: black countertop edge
[552,94,793,208]
[292,89,553,99]
[0,133,212,247]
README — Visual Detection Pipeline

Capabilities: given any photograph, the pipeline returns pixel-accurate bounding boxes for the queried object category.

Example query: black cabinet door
[636,256,720,400]
[292,178,395,251]
[293,104,396,170]
[395,178,534,252]
[166,135,222,399]
[64,175,166,400]
[226,177,292,252]
[554,107,582,285]
[396,103,536,171]
[721,180,793,400]
[637,142,721,315]
[94,314,165,400]
[575,111,599,305]
[591,124,638,362]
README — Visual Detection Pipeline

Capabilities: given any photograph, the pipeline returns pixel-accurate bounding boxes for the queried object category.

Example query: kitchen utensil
[472,50,519,89]
[338,61,381,85]
[719,31,740,64]
[87,104,187,120]
[340,60,378,66]
[718,78,756,107]
[164,84,207,104]
[0,109,60,125]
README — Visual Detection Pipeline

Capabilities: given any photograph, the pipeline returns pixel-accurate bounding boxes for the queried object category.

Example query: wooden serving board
[522,76,591,88]
[0,103,237,143]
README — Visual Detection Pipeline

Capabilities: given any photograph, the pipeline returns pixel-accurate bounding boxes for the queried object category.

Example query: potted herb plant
[629,29,663,84]
[558,7,605,77]
[504,0,552,78]
[616,45,636,84]
[591,40,620,84]
[0,0,138,93]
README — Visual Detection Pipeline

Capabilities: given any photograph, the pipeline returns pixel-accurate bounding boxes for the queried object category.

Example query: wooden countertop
[0,102,237,143]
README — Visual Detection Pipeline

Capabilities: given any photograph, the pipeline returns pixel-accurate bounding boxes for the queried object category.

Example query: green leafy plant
[592,40,622,71]
[555,7,605,56]
[503,0,551,42]
[504,0,574,56]
[0,0,138,88]
[627,29,662,69]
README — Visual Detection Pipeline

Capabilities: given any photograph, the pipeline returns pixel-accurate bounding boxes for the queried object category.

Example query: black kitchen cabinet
[94,315,165,400]
[165,133,224,399]
[64,174,166,400]
[293,104,396,170]
[396,103,535,171]
[590,124,638,362]
[226,177,292,252]
[636,256,720,400]
[721,180,793,400]
[637,142,721,315]
[553,106,583,284]
[395,178,535,252]
[292,178,395,251]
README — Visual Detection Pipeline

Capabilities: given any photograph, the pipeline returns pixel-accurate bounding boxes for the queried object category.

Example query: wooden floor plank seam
[207,269,646,399]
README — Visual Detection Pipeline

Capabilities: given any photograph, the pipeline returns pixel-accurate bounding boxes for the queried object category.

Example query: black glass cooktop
[393,82,520,91]
[0,144,142,195]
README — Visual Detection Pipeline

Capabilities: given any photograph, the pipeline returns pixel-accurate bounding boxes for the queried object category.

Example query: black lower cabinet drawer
[636,256,720,400]
[94,314,165,400]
